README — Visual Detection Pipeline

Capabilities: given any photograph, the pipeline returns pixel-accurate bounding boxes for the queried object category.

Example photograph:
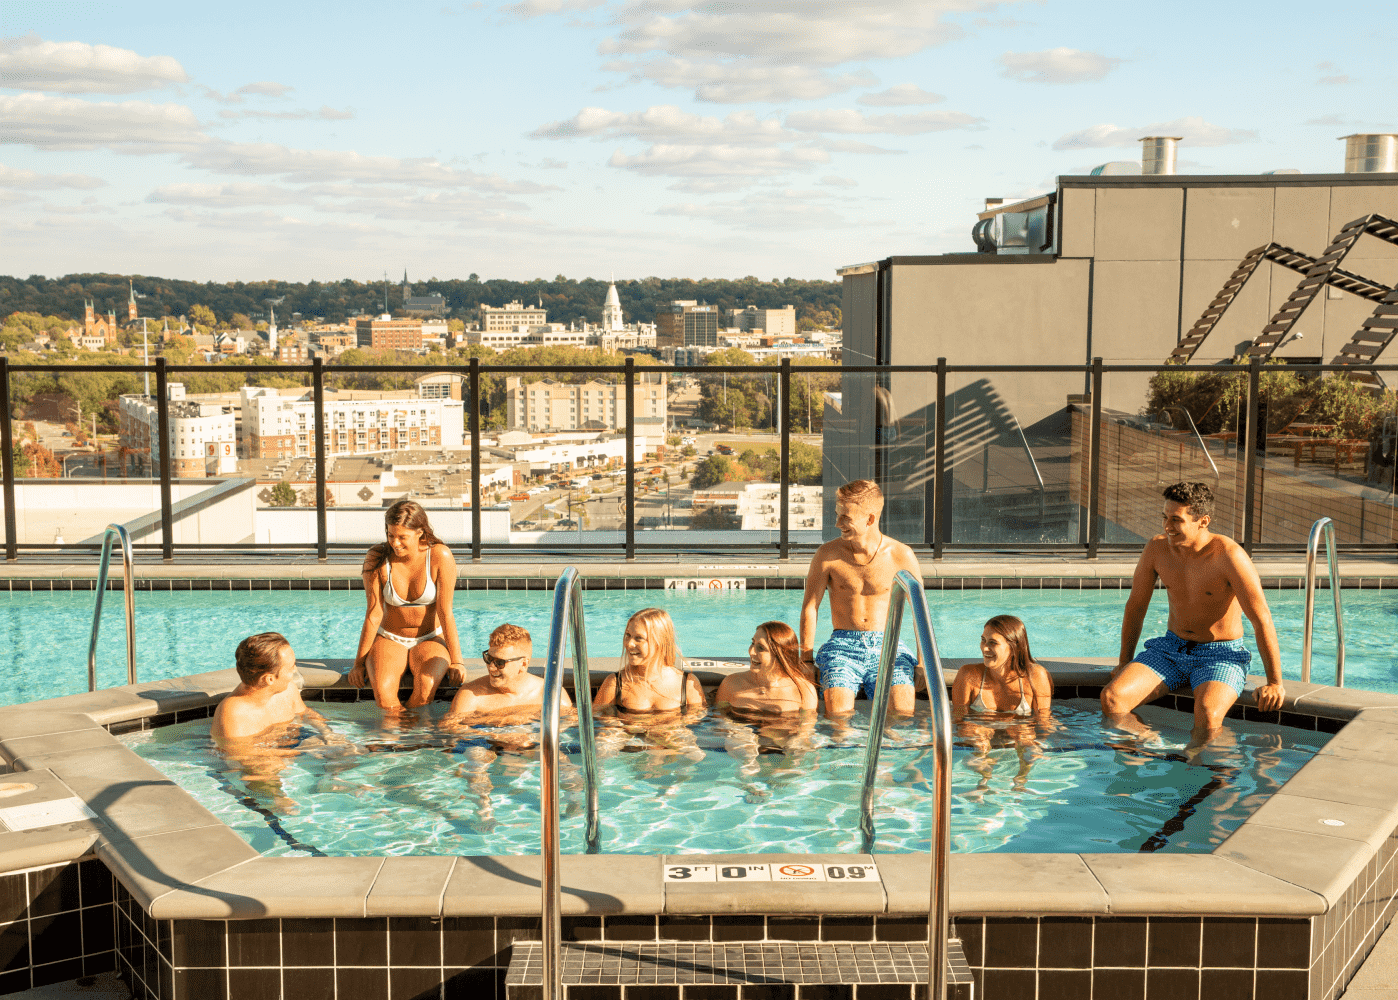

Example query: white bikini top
[970,666,1033,716]
[382,547,436,608]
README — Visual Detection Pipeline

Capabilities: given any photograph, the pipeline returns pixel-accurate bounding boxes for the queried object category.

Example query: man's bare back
[801,482,922,715]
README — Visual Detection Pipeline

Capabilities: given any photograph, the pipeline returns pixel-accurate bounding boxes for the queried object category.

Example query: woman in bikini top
[715,620,819,714]
[348,500,467,712]
[593,608,706,714]
[951,615,1053,717]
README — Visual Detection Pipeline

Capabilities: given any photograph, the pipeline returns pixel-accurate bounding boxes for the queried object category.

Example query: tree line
[0,273,841,330]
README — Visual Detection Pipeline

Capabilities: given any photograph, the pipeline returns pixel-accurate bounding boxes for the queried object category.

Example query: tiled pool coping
[1,661,1395,1000]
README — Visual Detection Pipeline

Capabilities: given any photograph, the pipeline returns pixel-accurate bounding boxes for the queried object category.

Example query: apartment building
[355,316,423,350]
[505,374,667,432]
[119,383,236,478]
[655,301,720,348]
[479,300,547,332]
[730,305,797,337]
[241,387,464,459]
[465,324,590,351]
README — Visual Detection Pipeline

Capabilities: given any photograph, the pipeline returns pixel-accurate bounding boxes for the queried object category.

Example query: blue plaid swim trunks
[1135,630,1251,695]
[815,630,917,698]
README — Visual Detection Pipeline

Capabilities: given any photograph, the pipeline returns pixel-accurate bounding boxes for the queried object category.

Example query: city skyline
[2,0,1393,284]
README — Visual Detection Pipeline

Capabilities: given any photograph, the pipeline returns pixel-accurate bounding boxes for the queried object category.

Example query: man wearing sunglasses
[447,623,571,719]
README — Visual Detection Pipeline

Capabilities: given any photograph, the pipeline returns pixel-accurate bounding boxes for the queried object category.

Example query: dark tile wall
[1308,825,1398,1000]
[0,857,116,995]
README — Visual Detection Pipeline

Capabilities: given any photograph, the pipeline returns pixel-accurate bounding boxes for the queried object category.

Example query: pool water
[4,586,1382,706]
[119,699,1327,857]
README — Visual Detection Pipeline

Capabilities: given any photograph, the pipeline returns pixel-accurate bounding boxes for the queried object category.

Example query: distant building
[467,324,589,351]
[656,301,720,348]
[119,383,236,478]
[311,331,355,355]
[241,386,464,459]
[730,305,796,337]
[355,315,423,350]
[480,300,547,332]
[83,301,119,345]
[276,338,310,364]
[416,372,464,401]
[401,272,448,317]
[506,373,667,433]
[602,278,624,331]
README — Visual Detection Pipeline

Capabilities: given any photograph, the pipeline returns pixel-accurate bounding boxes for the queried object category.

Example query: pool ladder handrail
[859,569,953,1000]
[540,567,602,1000]
[1302,517,1346,686]
[87,524,137,693]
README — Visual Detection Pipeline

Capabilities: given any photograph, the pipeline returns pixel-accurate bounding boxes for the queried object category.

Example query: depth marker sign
[664,863,880,883]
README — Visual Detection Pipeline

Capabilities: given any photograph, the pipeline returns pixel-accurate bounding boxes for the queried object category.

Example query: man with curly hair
[1101,482,1286,739]
[447,623,570,719]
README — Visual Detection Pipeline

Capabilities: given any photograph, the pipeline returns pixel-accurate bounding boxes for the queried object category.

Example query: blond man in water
[447,623,571,721]
[800,480,923,715]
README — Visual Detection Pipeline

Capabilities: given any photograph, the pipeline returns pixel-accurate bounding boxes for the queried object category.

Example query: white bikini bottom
[376,626,444,650]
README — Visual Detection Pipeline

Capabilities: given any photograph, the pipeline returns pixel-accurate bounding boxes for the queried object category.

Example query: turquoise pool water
[119,699,1327,857]
[2,586,1378,706]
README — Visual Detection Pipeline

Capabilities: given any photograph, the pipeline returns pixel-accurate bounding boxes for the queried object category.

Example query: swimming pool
[6,585,1379,706]
[118,698,1327,858]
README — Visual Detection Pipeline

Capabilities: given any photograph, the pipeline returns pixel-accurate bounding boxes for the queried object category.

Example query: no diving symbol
[779,864,815,877]
[707,579,723,590]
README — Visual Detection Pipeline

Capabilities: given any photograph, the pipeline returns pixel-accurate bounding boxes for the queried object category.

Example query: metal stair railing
[1329,286,1398,390]
[540,566,602,1000]
[858,569,953,1000]
[1155,405,1220,486]
[1302,517,1346,686]
[87,524,137,692]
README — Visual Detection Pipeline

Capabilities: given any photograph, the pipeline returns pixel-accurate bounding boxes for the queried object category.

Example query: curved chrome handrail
[87,524,136,692]
[1302,517,1345,686]
[859,569,952,1000]
[1157,405,1220,486]
[541,566,601,1000]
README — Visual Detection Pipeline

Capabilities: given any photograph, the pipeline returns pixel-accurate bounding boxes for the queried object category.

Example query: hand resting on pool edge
[443,623,571,725]
[1101,482,1286,743]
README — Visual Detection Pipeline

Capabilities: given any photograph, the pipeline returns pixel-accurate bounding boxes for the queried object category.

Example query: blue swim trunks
[1135,631,1251,695]
[816,630,917,699]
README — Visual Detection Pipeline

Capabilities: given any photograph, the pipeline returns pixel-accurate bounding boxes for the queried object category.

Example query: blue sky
[2,0,1393,284]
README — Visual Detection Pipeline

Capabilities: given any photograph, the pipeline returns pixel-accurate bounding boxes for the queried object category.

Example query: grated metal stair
[1169,240,1392,364]
[1329,286,1398,390]
[1246,214,1398,361]
[506,940,975,1000]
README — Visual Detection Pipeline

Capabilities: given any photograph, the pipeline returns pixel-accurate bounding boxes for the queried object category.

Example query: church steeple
[602,272,624,332]
[127,280,138,321]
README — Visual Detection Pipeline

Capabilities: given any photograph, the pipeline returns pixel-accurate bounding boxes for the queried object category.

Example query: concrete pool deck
[0,658,1395,999]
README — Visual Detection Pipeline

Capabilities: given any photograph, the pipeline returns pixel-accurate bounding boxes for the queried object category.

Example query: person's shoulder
[887,535,919,564]
[809,539,844,563]
[431,541,456,561]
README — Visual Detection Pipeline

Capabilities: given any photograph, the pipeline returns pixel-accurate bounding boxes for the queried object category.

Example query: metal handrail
[87,524,137,692]
[1156,405,1220,486]
[858,569,952,1000]
[540,567,601,1000]
[1302,517,1346,686]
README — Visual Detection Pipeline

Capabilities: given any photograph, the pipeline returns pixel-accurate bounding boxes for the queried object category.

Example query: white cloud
[820,176,858,188]
[0,93,202,151]
[1318,74,1352,85]
[217,105,354,121]
[655,188,860,231]
[145,183,308,208]
[997,48,1121,84]
[0,35,189,93]
[857,84,945,106]
[1052,116,1260,151]
[0,164,105,189]
[503,0,603,16]
[531,105,793,144]
[236,81,293,98]
[807,137,907,155]
[787,108,983,135]
[597,1,987,103]
[608,144,828,179]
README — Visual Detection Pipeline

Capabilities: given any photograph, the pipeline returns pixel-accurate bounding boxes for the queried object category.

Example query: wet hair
[235,632,291,685]
[366,499,444,571]
[752,621,809,690]
[490,623,531,648]
[623,608,683,671]
[1162,481,1214,521]
[837,479,884,513]
[983,615,1034,681]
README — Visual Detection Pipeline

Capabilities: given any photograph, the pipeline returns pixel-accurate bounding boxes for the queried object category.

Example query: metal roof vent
[1140,136,1182,175]
[1089,161,1141,175]
[1341,134,1397,173]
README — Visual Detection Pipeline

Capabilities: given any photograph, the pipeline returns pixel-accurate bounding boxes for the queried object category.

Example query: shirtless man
[446,624,571,720]
[211,632,324,741]
[1101,482,1286,738]
[800,479,924,715]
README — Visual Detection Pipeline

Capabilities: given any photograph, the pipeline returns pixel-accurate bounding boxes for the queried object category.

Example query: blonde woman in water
[594,608,706,760]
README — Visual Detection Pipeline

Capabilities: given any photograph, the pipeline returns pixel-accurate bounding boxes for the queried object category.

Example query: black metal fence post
[932,358,948,560]
[1086,357,1103,560]
[779,358,791,560]
[155,358,173,562]
[625,357,635,561]
[469,358,481,562]
[0,358,16,562]
[312,357,327,562]
[1242,356,1262,554]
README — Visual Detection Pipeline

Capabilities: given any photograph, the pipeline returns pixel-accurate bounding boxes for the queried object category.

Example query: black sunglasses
[483,649,528,668]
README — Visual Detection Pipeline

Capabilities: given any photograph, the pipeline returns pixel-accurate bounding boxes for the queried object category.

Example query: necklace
[850,533,885,567]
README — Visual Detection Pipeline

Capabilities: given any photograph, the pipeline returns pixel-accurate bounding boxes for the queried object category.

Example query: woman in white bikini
[347,501,467,712]
[952,615,1052,717]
